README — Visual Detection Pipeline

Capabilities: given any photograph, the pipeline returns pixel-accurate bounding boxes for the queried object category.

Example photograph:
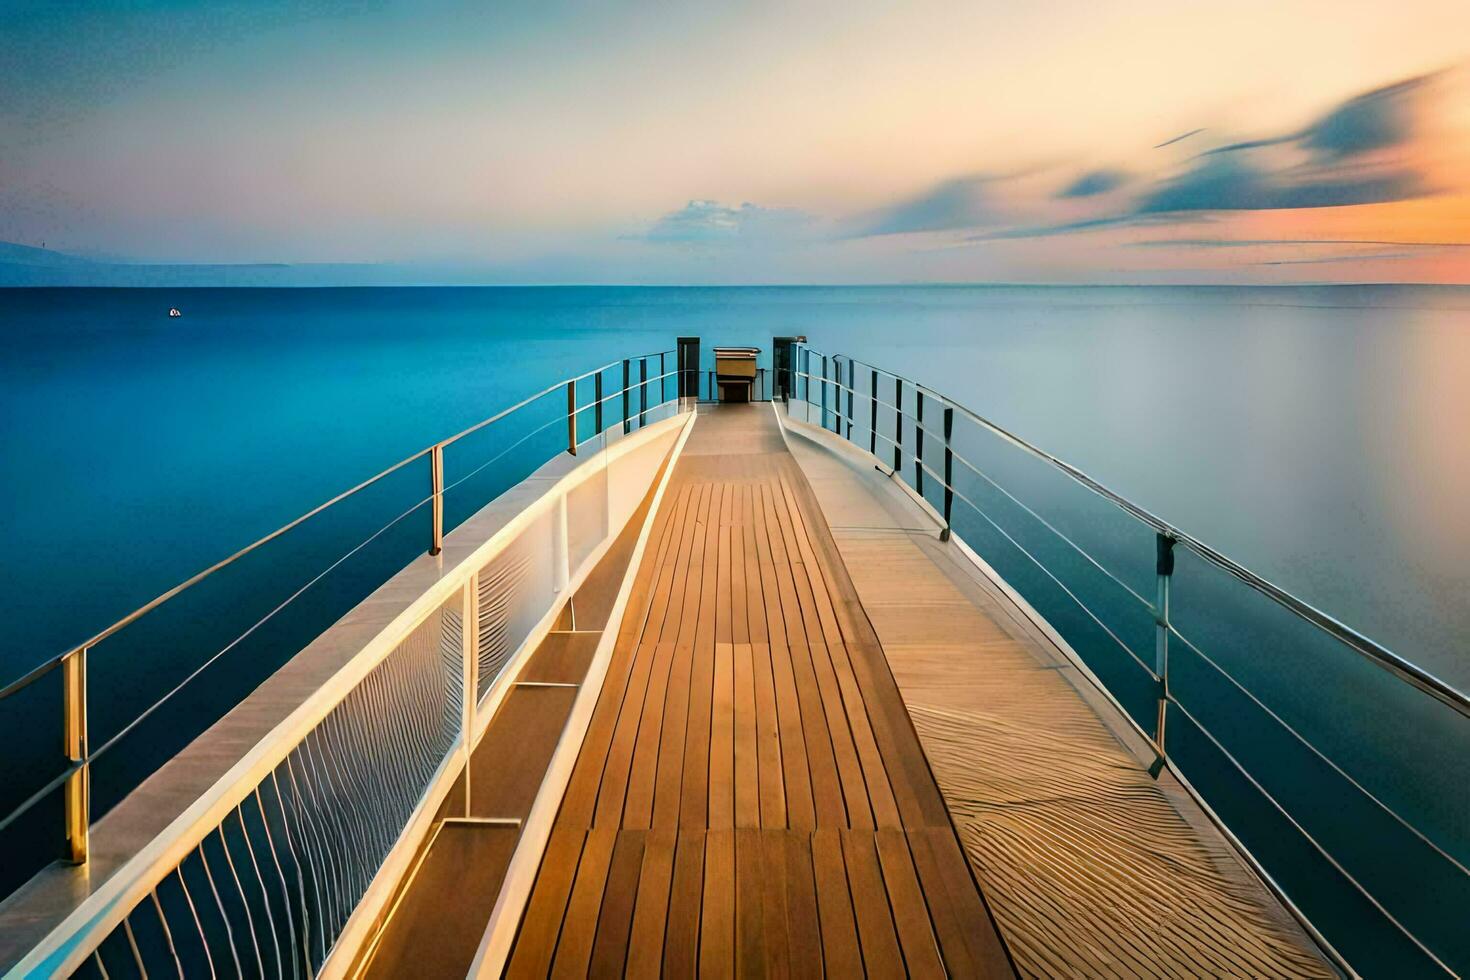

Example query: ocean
[6,285,1466,685]
[1,284,1467,970]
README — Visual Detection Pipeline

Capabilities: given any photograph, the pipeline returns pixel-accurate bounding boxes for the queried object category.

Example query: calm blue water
[5,285,1468,684]
[2,284,1468,971]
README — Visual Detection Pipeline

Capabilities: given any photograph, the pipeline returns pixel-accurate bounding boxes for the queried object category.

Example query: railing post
[941,407,954,541]
[820,355,829,430]
[1154,533,1176,768]
[62,646,89,864]
[564,379,576,455]
[869,369,878,455]
[639,358,647,426]
[915,390,925,497]
[893,377,903,473]
[846,358,854,439]
[593,371,603,435]
[622,360,631,434]
[660,352,666,408]
[429,444,444,556]
[461,575,478,816]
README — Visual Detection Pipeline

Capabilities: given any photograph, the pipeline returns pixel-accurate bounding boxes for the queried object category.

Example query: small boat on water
[168,308,182,318]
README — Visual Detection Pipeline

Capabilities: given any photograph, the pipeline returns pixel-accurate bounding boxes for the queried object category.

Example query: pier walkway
[503,404,1014,977]
[780,406,1334,978]
[360,402,1333,977]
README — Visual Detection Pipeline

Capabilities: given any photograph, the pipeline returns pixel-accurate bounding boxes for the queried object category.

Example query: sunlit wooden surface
[783,410,1335,979]
[505,404,1014,977]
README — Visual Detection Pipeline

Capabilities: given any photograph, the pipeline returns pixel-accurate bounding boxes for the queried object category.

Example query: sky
[1,0,1469,284]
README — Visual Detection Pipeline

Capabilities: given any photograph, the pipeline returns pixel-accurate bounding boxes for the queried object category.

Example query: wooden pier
[504,404,1013,977]
[359,403,1333,978]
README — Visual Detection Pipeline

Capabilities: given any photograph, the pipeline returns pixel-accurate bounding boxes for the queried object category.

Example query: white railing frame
[14,405,694,978]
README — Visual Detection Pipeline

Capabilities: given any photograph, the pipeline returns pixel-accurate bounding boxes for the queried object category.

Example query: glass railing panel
[1169,546,1469,974]
[632,357,652,428]
[838,359,869,451]
[870,371,900,469]
[85,458,431,821]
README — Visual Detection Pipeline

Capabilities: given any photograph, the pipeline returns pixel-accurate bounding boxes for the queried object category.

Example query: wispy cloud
[968,216,1148,242]
[638,200,815,245]
[1136,153,1425,212]
[1259,252,1419,266]
[1129,238,1470,249]
[1154,128,1206,149]
[1055,169,1129,199]
[1140,73,1438,214]
[848,175,996,237]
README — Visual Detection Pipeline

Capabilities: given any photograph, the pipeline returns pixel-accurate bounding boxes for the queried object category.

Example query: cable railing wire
[0,356,676,705]
[92,493,436,762]
[802,368,1155,611]
[803,360,1470,876]
[806,347,1470,720]
[439,414,567,500]
[895,432,1160,682]
[801,354,1470,831]
[1167,624,1470,879]
[791,344,1465,976]
[1167,696,1456,976]
[0,446,433,704]
[0,352,680,873]
[798,375,1160,683]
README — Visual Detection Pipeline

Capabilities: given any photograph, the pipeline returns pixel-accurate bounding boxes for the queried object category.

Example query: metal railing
[22,378,687,977]
[790,344,1469,978]
[0,350,679,904]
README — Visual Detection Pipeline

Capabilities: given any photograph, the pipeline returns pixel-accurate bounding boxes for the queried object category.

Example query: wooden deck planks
[587,830,645,977]
[781,418,1335,979]
[623,828,677,979]
[505,405,1015,977]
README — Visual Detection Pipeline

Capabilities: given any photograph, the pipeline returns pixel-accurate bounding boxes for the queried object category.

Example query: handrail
[789,347,1467,976]
[798,360,1469,860]
[7,402,692,977]
[800,347,1470,719]
[0,348,676,883]
[1,349,676,695]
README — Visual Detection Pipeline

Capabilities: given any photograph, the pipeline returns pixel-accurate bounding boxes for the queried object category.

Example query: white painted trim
[12,409,692,980]
[466,409,697,978]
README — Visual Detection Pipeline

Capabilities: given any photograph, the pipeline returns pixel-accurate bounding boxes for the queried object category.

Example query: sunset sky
[2,0,1468,283]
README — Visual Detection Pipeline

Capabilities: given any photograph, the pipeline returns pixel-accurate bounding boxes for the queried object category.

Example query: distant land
[0,241,413,287]
[6,241,1466,290]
